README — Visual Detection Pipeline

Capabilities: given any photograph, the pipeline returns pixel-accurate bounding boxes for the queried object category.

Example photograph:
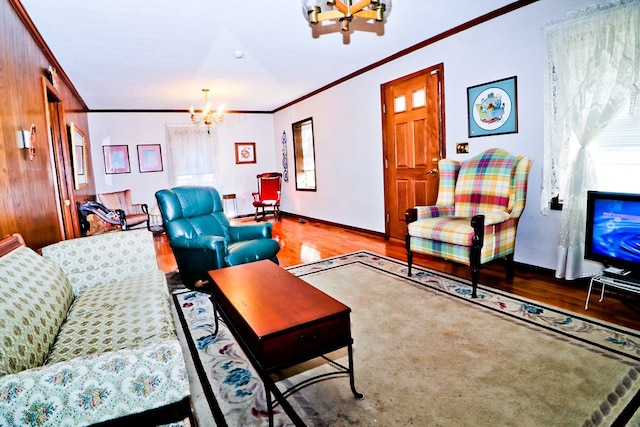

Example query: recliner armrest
[229,222,273,241]
[169,235,226,251]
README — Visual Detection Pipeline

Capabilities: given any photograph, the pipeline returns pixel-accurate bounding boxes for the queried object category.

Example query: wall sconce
[17,124,36,160]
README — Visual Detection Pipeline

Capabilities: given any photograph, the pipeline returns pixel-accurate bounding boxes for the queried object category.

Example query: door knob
[426,168,439,175]
[432,157,439,162]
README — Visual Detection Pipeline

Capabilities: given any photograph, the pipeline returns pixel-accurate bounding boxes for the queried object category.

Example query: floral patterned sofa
[0,229,191,426]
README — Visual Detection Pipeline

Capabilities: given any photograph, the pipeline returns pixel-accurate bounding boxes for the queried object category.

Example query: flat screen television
[585,191,640,280]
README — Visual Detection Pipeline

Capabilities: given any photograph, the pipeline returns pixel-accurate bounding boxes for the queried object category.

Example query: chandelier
[189,89,224,129]
[302,0,391,32]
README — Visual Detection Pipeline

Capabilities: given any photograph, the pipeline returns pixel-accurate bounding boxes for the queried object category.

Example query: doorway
[44,78,80,239]
[382,63,445,240]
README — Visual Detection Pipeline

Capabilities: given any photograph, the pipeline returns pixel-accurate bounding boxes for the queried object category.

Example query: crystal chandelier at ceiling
[189,89,225,129]
[301,0,392,32]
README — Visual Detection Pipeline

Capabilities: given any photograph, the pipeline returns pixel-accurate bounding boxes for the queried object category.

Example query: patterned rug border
[172,251,640,426]
[172,289,230,427]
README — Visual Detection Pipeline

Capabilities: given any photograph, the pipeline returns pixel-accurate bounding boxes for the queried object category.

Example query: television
[585,191,640,281]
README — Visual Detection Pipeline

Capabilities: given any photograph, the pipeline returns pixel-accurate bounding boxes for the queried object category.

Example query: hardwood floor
[154,215,640,331]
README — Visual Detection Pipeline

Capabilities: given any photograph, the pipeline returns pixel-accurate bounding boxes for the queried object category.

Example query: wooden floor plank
[153,216,640,331]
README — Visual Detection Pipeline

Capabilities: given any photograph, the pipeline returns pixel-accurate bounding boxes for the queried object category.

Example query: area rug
[172,251,640,426]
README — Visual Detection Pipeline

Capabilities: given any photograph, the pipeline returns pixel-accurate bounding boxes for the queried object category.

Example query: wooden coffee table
[207,260,363,426]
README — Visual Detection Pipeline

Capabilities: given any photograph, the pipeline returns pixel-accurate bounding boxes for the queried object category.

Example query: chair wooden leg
[470,264,479,299]
[469,215,485,299]
[505,253,514,280]
[406,234,413,277]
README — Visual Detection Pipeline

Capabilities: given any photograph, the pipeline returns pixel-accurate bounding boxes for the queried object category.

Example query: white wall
[87,0,600,271]
[273,0,598,270]
[88,112,275,216]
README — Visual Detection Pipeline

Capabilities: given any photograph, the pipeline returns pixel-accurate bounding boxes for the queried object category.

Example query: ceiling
[20,0,516,112]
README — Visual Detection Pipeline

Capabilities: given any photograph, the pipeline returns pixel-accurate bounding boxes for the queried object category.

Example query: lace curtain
[165,125,220,188]
[542,0,640,279]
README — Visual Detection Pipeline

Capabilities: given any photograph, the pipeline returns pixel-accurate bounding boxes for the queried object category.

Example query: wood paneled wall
[0,0,95,250]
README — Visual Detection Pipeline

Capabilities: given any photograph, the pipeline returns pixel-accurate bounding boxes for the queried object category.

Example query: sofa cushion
[0,246,74,375]
[41,229,159,296]
[46,270,175,364]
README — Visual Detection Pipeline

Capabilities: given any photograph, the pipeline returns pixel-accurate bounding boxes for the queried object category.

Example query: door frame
[381,63,446,239]
[43,77,80,239]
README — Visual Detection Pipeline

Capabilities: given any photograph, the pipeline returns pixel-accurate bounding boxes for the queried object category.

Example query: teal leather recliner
[155,186,280,289]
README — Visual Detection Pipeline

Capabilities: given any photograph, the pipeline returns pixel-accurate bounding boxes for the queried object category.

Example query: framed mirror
[68,122,88,189]
[292,117,317,191]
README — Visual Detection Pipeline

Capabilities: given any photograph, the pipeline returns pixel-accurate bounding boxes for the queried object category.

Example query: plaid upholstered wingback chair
[405,148,533,298]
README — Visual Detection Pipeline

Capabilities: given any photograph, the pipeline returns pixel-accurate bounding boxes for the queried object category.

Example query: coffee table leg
[211,301,220,337]
[348,344,364,400]
[265,382,274,427]
[262,374,306,427]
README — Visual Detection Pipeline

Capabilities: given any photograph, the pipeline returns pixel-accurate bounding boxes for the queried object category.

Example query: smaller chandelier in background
[190,89,225,129]
[302,0,391,32]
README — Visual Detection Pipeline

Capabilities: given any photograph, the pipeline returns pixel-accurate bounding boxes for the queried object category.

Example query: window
[552,102,640,209]
[585,108,640,194]
[543,1,640,212]
[165,125,219,188]
[542,0,639,280]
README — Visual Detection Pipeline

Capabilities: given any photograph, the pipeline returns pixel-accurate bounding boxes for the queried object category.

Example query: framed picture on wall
[68,122,88,189]
[137,144,163,173]
[467,76,518,137]
[103,145,130,174]
[235,142,256,164]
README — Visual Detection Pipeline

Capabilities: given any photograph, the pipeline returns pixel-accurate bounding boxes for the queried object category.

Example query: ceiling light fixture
[302,0,391,32]
[189,89,224,130]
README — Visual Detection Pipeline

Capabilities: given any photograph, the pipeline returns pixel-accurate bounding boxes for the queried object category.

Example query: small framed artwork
[235,142,257,164]
[68,122,88,189]
[467,76,518,138]
[137,144,163,173]
[103,145,130,174]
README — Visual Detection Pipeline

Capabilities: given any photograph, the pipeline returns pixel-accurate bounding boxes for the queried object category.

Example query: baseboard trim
[279,211,387,240]
[239,211,560,280]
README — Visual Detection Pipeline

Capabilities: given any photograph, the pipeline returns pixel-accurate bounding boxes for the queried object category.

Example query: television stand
[603,266,632,277]
[585,274,640,310]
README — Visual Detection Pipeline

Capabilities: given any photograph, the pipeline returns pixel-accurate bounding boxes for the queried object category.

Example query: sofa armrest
[229,222,273,241]
[0,339,190,426]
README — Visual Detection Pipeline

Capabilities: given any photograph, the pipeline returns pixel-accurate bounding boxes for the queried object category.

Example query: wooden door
[383,64,445,240]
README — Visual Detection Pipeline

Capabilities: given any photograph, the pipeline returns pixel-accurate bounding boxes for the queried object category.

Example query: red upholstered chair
[98,189,150,230]
[252,172,282,221]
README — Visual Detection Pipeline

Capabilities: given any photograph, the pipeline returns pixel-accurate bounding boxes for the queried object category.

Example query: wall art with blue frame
[467,76,518,138]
